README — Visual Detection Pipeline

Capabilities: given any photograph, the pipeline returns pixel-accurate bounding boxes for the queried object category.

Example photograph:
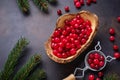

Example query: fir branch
[13,54,41,80]
[28,69,46,80]
[103,73,119,80]
[0,37,29,80]
[33,0,48,12]
[17,0,30,13]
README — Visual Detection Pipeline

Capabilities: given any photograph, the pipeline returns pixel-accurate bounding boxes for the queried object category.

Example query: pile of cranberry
[51,15,92,58]
[87,52,105,70]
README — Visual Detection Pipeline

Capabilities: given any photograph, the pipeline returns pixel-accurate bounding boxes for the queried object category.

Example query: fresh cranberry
[93,59,99,65]
[88,58,93,64]
[62,53,68,58]
[66,42,71,49]
[109,36,115,42]
[86,0,91,5]
[99,55,105,61]
[90,63,95,69]
[109,28,115,35]
[80,0,84,5]
[89,53,94,59]
[57,9,62,15]
[88,74,95,80]
[54,37,60,43]
[117,16,120,23]
[75,1,81,8]
[96,78,101,80]
[99,61,104,67]
[56,53,62,58]
[74,0,79,4]
[64,6,69,12]
[94,53,100,59]
[114,52,120,59]
[113,44,119,51]
[70,48,76,55]
[81,38,86,44]
[92,0,96,3]
[98,71,104,78]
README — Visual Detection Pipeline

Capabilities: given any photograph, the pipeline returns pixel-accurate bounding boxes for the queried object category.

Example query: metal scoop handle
[74,66,88,78]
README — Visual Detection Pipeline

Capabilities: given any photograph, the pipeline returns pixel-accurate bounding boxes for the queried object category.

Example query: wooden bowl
[45,10,99,64]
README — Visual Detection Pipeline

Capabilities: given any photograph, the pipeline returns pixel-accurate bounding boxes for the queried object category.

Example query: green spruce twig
[0,37,29,80]
[33,0,48,12]
[17,0,30,13]
[103,73,119,80]
[13,54,41,80]
[28,69,46,80]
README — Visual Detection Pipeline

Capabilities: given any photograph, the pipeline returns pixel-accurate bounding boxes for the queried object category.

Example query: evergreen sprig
[0,37,29,80]
[103,73,119,80]
[28,69,46,80]
[33,0,48,12]
[13,54,41,80]
[17,0,30,13]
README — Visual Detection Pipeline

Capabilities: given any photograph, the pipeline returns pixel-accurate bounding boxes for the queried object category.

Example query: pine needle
[0,37,29,80]
[103,73,119,80]
[33,0,48,12]
[13,54,41,80]
[28,69,46,80]
[17,0,30,13]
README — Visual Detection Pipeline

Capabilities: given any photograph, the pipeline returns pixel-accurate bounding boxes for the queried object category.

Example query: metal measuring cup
[73,41,116,78]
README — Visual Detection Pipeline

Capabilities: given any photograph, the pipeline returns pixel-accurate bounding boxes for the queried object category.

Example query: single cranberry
[59,42,64,48]
[93,59,99,65]
[54,37,60,43]
[90,63,95,69]
[70,48,76,55]
[94,64,99,70]
[88,74,95,80]
[86,0,91,5]
[65,20,70,25]
[89,53,94,59]
[99,55,105,61]
[57,47,63,53]
[74,0,79,4]
[113,44,119,51]
[53,30,61,37]
[66,42,71,49]
[94,53,100,59]
[75,1,81,8]
[53,50,58,56]
[109,28,115,35]
[96,78,101,80]
[88,58,93,64]
[92,0,96,3]
[81,38,86,44]
[99,61,104,67]
[57,9,62,15]
[80,0,84,5]
[62,53,68,58]
[64,6,69,12]
[98,71,104,78]
[117,16,120,23]
[109,36,115,42]
[114,52,120,59]
[56,53,62,58]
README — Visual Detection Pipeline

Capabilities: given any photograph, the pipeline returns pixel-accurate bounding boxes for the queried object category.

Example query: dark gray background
[0,0,120,80]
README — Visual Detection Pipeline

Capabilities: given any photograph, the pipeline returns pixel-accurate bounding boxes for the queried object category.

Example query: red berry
[75,1,81,8]
[88,58,93,64]
[99,61,104,67]
[90,63,95,69]
[117,16,120,23]
[70,48,76,55]
[62,53,68,58]
[98,71,104,78]
[57,9,62,15]
[92,0,96,3]
[113,44,119,51]
[93,59,99,65]
[99,55,105,61]
[80,0,84,5]
[114,52,120,59]
[94,53,100,59]
[88,74,95,80]
[64,6,69,12]
[56,53,62,58]
[86,0,91,5]
[81,38,86,44]
[89,53,94,59]
[109,36,115,42]
[54,37,60,43]
[74,0,79,4]
[109,28,115,35]
[96,78,101,80]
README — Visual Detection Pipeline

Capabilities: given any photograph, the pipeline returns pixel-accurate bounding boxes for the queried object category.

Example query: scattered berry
[64,6,69,12]
[96,77,101,80]
[114,52,120,59]
[92,0,97,3]
[109,36,115,42]
[86,0,91,5]
[75,1,81,8]
[109,28,115,35]
[98,71,104,78]
[113,44,119,51]
[57,9,62,15]
[117,16,120,23]
[88,74,95,80]
[80,0,84,5]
